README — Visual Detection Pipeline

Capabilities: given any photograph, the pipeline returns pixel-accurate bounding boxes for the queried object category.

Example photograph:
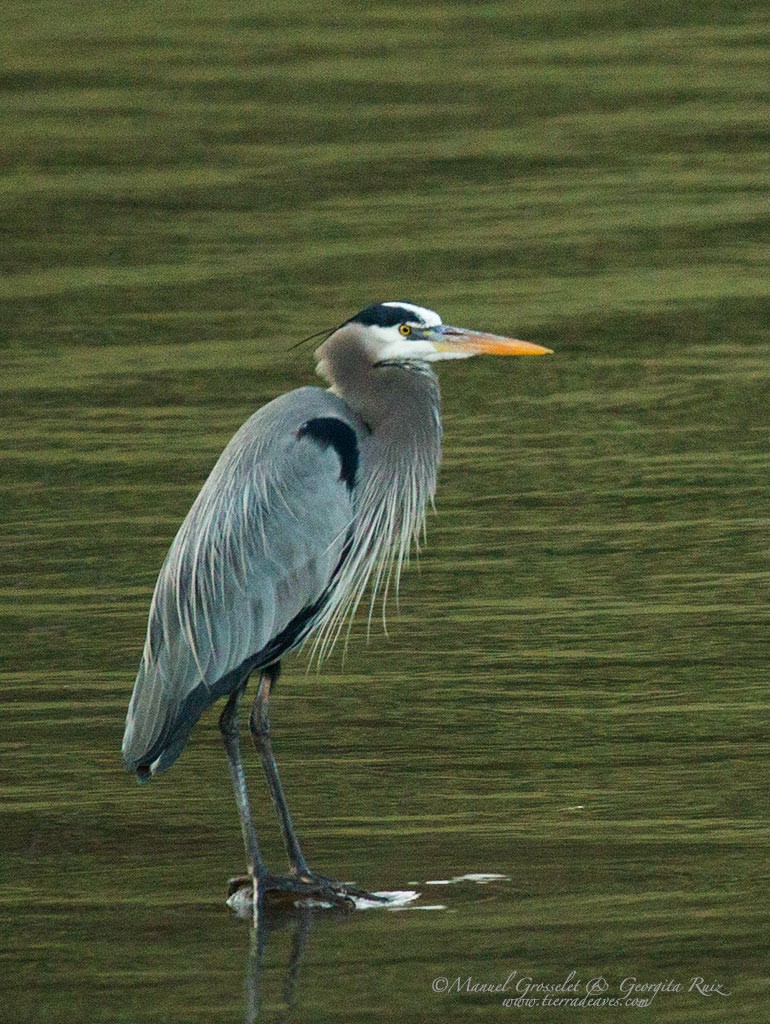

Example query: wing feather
[122,387,362,775]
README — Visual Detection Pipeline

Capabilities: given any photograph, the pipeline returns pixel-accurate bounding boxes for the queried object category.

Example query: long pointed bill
[430,326,553,357]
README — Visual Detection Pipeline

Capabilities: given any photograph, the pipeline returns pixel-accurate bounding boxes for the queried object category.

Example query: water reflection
[242,905,312,1024]
[235,876,502,1020]
[233,884,451,1020]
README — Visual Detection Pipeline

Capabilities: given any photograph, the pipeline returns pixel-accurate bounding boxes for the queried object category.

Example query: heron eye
[399,324,412,336]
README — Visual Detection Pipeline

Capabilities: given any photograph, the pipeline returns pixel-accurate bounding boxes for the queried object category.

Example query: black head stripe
[350,303,426,328]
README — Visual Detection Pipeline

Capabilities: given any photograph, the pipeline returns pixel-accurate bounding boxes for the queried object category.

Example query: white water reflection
[424,872,510,886]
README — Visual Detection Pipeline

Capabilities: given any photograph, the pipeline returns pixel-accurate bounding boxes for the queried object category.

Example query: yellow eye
[399,324,412,336]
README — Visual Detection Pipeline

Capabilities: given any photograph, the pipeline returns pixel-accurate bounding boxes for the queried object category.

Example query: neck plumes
[313,331,442,657]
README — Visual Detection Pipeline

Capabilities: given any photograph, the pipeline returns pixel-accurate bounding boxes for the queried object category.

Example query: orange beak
[430,326,553,357]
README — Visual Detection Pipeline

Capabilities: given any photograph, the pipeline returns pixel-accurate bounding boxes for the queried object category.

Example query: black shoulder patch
[350,303,424,328]
[298,417,359,491]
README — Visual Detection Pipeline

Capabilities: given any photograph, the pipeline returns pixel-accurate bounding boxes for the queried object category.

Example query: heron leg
[219,681,266,887]
[246,663,388,907]
[219,670,380,913]
[249,663,310,877]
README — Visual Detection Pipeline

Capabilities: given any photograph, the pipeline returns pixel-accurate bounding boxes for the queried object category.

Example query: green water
[2,1,769,1021]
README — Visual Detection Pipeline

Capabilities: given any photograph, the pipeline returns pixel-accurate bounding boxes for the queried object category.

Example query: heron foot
[227,870,388,907]
[291,868,390,904]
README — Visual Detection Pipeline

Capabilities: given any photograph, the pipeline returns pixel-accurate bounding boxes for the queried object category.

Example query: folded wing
[121,387,362,778]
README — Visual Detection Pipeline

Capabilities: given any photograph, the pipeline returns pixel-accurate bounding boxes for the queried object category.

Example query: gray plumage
[123,308,444,779]
[122,387,369,777]
[121,301,550,908]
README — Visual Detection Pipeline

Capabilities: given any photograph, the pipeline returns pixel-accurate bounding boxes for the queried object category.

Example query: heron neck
[315,337,442,513]
[310,345,442,658]
[361,365,441,514]
[316,338,438,432]
[347,360,443,531]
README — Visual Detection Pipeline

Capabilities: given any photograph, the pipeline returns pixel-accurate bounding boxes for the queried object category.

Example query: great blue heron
[122,301,551,908]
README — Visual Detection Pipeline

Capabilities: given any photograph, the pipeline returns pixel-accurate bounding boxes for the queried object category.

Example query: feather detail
[310,362,442,663]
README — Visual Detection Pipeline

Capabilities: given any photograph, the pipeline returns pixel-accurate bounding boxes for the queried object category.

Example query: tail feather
[122,659,227,781]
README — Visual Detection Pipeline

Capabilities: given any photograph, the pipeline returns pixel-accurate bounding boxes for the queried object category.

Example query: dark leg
[221,669,362,911]
[247,662,387,905]
[219,681,266,895]
[249,663,310,876]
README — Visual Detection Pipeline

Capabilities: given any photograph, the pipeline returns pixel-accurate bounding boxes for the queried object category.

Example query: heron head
[318,301,552,367]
